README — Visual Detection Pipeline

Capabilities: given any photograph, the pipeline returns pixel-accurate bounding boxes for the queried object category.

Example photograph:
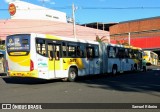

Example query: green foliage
[116,40,121,45]
[116,40,130,46]
[0,39,5,50]
[95,35,108,43]
[122,41,129,46]
[0,45,5,50]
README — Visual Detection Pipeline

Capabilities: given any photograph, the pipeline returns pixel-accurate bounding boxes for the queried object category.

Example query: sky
[0,0,160,24]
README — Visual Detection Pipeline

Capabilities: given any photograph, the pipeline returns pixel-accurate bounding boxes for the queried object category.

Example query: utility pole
[128,32,130,45]
[72,4,77,40]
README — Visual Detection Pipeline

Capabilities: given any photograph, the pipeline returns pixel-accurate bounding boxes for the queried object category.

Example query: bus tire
[112,66,117,75]
[68,67,78,82]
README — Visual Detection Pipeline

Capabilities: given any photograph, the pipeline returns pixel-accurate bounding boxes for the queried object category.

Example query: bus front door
[48,43,61,79]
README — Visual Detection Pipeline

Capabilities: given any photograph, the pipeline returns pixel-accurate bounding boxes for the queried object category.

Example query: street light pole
[72,4,77,40]
[128,32,130,45]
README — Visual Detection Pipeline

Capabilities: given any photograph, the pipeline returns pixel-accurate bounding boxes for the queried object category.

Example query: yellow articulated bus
[130,47,147,71]
[143,50,158,66]
[6,33,145,81]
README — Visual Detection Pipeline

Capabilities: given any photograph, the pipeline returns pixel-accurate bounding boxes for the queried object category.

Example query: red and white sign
[8,3,16,16]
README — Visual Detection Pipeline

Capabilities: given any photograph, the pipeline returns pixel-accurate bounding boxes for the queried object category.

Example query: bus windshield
[6,34,30,56]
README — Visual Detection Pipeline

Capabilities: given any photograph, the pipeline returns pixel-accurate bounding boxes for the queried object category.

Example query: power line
[1,7,160,10]
[81,7,160,10]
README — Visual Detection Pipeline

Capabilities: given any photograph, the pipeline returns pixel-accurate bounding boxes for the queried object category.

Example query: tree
[0,39,5,50]
[0,45,5,50]
[116,40,121,45]
[95,35,108,43]
[122,41,129,46]
[116,40,130,46]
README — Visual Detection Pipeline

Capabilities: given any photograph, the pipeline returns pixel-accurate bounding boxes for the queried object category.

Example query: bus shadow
[77,70,160,94]
[2,77,62,85]
[2,70,160,95]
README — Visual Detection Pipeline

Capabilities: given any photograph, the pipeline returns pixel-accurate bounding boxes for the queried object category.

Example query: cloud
[38,0,55,5]
[38,0,51,2]
[4,0,20,3]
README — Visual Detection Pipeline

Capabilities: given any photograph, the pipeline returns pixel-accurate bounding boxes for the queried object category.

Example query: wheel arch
[67,65,78,82]
[68,65,78,75]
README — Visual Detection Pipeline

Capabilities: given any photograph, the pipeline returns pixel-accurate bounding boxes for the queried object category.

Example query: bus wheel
[68,67,78,82]
[112,66,117,75]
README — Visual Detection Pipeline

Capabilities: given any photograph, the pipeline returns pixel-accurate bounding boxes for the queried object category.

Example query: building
[81,22,117,31]
[8,0,67,22]
[110,17,160,50]
[0,1,109,42]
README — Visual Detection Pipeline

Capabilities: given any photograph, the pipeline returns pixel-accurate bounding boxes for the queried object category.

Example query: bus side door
[47,42,62,78]
[86,45,100,75]
[119,48,125,72]
[86,46,94,75]
[124,48,130,71]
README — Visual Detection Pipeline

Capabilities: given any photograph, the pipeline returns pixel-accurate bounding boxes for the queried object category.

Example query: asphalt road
[0,66,160,112]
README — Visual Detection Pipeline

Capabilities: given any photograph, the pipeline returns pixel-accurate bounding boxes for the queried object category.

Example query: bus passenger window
[108,47,115,58]
[36,38,46,56]
[125,49,129,58]
[62,42,67,57]
[55,45,60,60]
[55,51,59,60]
[95,45,99,57]
[42,51,46,56]
[77,46,82,57]
[79,44,85,58]
[48,44,53,60]
[49,51,53,60]
[128,49,132,58]
[117,49,124,59]
[63,51,67,57]
[86,47,94,59]
[68,46,76,57]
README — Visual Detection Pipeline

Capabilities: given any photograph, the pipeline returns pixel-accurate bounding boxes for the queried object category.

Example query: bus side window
[108,46,115,58]
[116,47,119,58]
[107,46,110,57]
[76,46,81,57]
[117,51,121,58]
[42,51,46,56]
[49,51,53,60]
[68,46,76,57]
[132,50,136,58]
[94,45,99,58]
[36,38,46,57]
[86,47,94,59]
[48,45,53,60]
[55,45,60,60]
[117,49,124,59]
[125,49,129,58]
[128,49,132,58]
[79,44,86,58]
[62,42,67,57]
[55,51,59,60]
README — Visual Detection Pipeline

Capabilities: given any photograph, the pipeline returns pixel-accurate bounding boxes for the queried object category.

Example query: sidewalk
[147,65,160,70]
